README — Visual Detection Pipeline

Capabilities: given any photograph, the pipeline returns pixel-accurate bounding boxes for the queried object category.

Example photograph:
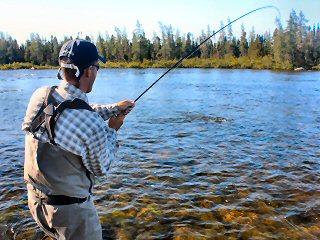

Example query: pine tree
[240,23,249,57]
[316,25,320,64]
[29,33,44,65]
[185,32,193,56]
[296,11,309,67]
[140,33,149,61]
[158,23,172,60]
[200,26,213,59]
[262,31,272,56]
[218,21,227,58]
[132,21,148,62]
[248,27,259,58]
[131,33,140,61]
[305,25,315,67]
[284,9,299,66]
[107,35,117,61]
[232,38,240,58]
[115,27,125,61]
[273,17,285,68]
[43,39,52,65]
[24,40,31,63]
[18,44,25,62]
[175,29,183,59]
[151,33,161,60]
[226,18,234,56]
[6,36,20,63]
[50,36,60,65]
[0,33,9,64]
[167,25,175,59]
[121,29,131,61]
[200,30,209,58]
[96,34,106,60]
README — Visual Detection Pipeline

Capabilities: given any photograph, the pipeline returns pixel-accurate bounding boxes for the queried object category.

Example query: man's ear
[86,66,95,79]
[83,67,90,78]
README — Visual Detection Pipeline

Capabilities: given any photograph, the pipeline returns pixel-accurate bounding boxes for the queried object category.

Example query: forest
[0,9,319,70]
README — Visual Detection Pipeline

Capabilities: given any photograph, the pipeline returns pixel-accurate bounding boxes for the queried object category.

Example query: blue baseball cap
[59,39,106,70]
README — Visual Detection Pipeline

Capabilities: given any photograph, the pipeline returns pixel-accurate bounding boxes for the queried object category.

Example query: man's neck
[64,79,80,88]
[64,79,89,93]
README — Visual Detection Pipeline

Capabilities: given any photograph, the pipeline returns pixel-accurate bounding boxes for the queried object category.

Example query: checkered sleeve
[22,86,49,131]
[80,126,118,176]
[54,110,119,176]
[90,103,120,120]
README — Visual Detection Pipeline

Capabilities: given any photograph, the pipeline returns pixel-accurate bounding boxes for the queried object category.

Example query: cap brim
[98,55,106,64]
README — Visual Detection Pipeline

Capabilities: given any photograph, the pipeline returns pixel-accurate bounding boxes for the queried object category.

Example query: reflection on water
[0,69,319,239]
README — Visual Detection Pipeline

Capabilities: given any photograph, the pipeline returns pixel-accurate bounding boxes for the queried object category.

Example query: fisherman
[22,39,135,240]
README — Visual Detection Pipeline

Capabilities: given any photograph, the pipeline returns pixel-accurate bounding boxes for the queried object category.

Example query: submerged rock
[211,117,228,123]
[294,67,306,71]
[182,113,230,123]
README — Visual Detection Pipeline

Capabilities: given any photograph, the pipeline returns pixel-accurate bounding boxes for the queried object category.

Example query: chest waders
[25,86,95,205]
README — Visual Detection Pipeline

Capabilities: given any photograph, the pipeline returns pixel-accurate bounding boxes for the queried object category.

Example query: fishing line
[134,5,280,102]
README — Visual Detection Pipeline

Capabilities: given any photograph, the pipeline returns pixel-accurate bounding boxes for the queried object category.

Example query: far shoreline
[1,59,319,71]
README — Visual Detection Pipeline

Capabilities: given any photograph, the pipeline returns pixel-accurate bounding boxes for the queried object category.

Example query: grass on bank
[102,56,294,70]
[312,64,320,70]
[1,57,318,70]
[0,62,57,70]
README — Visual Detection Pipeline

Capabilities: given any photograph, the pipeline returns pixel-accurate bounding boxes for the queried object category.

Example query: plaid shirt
[22,81,120,176]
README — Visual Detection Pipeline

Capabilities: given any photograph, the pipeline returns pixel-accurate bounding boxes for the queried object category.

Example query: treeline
[0,9,319,70]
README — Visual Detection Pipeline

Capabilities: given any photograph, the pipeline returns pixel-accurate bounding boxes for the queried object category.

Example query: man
[22,39,135,240]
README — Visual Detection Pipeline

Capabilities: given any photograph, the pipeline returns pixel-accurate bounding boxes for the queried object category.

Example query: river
[0,69,319,239]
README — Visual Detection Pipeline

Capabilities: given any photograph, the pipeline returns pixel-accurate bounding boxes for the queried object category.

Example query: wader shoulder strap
[30,86,95,145]
[29,86,57,133]
[47,99,95,193]
[29,89,96,194]
[52,99,95,193]
[45,98,95,145]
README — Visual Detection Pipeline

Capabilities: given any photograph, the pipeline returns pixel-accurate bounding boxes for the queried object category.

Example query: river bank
[1,57,320,71]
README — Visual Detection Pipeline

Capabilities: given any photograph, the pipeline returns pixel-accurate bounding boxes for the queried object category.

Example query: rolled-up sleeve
[80,125,119,176]
[90,103,119,120]
[53,109,119,177]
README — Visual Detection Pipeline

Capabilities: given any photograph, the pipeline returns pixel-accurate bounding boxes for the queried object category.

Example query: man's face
[86,61,99,93]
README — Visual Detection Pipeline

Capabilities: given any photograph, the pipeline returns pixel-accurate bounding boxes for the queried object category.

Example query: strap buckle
[43,104,55,116]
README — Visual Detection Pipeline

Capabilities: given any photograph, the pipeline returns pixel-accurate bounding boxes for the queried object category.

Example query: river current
[0,69,319,239]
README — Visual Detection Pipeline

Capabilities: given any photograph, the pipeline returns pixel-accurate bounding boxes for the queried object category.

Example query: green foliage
[0,9,319,70]
[311,64,320,70]
[0,62,56,70]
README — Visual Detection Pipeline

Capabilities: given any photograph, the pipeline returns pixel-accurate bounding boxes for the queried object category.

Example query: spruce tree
[240,23,249,57]
[96,34,106,60]
[273,18,285,68]
[218,21,227,58]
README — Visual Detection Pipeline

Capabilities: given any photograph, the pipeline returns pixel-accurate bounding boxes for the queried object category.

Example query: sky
[0,0,319,44]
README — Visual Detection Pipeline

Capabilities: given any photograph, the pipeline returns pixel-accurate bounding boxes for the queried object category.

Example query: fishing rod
[134,5,280,102]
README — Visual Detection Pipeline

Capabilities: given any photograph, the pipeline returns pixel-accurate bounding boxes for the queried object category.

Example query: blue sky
[1,0,319,44]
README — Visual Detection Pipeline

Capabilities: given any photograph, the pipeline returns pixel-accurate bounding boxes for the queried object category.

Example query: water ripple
[1,69,320,239]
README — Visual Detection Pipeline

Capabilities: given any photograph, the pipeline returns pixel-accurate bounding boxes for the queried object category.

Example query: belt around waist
[44,194,88,205]
[27,183,89,205]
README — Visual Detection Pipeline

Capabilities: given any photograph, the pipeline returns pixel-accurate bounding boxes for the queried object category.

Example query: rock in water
[212,117,228,123]
[294,67,306,71]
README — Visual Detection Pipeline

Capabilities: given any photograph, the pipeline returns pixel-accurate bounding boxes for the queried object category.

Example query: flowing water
[0,69,319,239]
